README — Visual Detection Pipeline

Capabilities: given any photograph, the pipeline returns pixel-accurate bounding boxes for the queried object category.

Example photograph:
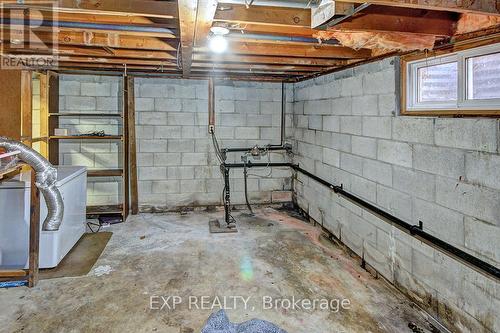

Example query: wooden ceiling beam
[1,29,177,51]
[193,54,347,67]
[178,0,199,76]
[214,22,317,38]
[53,56,177,67]
[196,42,371,59]
[192,62,326,72]
[334,0,500,16]
[194,0,219,47]
[214,3,312,28]
[5,10,177,28]
[3,44,176,61]
[1,0,178,18]
[330,6,457,36]
[55,63,297,78]
[54,60,311,76]
[2,24,176,39]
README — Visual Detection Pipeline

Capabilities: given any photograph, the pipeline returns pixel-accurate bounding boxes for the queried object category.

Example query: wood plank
[126,76,138,215]
[1,30,177,51]
[1,23,175,39]
[123,75,130,220]
[213,23,317,38]
[193,54,347,66]
[56,62,181,71]
[196,42,371,59]
[0,165,22,180]
[192,62,327,72]
[6,10,177,28]
[87,169,123,177]
[0,151,20,160]
[21,70,33,146]
[178,0,199,77]
[0,70,22,141]
[49,135,123,140]
[36,55,178,67]
[87,204,123,215]
[194,0,219,47]
[214,3,311,27]
[329,6,457,36]
[2,0,178,19]
[334,0,500,16]
[28,169,40,288]
[49,112,122,117]
[0,269,27,278]
[1,31,176,51]
[4,44,177,61]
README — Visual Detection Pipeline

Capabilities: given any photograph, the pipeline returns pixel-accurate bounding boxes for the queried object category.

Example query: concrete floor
[0,207,437,333]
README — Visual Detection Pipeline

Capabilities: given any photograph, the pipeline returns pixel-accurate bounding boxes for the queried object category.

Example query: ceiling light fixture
[209,26,229,54]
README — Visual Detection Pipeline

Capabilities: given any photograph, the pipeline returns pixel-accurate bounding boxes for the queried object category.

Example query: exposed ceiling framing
[1,0,499,81]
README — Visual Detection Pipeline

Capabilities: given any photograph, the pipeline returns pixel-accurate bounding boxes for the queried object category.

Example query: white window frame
[406,43,500,112]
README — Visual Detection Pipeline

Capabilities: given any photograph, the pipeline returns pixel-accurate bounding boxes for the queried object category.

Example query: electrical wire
[176,42,182,70]
[86,221,101,233]
[211,129,235,224]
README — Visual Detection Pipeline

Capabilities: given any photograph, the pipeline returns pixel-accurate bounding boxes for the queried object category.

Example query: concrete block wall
[292,57,500,333]
[134,78,293,211]
[58,74,123,206]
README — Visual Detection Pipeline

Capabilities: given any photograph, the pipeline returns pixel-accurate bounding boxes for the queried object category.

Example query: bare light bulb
[209,35,228,54]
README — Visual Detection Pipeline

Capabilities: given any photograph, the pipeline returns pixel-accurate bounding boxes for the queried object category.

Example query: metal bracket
[410,221,424,235]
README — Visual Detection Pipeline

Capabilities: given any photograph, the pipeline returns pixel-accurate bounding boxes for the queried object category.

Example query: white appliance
[0,166,87,269]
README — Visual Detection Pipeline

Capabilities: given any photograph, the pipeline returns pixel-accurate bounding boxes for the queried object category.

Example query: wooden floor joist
[177,0,199,77]
[0,0,497,79]
[2,0,179,19]
[196,42,372,59]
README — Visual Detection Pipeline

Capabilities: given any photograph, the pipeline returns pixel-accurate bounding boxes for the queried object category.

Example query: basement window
[403,43,500,116]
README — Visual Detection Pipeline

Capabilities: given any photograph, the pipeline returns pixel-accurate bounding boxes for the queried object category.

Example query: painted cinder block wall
[58,75,294,209]
[134,78,293,211]
[291,57,500,333]
[58,74,123,206]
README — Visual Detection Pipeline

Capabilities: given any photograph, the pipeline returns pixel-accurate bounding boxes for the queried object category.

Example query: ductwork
[0,137,64,231]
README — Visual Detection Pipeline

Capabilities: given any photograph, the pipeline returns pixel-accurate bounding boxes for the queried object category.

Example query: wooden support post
[122,74,130,220]
[20,70,33,146]
[126,76,138,215]
[28,169,40,288]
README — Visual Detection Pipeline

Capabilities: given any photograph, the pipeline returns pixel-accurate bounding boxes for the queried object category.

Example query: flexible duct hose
[0,137,64,231]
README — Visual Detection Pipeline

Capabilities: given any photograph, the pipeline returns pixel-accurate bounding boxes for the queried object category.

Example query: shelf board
[87,204,123,215]
[88,169,123,177]
[0,165,22,180]
[0,150,20,160]
[0,269,27,278]
[49,135,123,140]
[49,113,122,117]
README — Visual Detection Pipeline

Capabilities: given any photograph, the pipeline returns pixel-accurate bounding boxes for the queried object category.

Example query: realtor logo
[0,1,58,69]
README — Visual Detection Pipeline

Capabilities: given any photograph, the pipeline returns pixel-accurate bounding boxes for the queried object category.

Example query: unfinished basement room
[0,1,499,332]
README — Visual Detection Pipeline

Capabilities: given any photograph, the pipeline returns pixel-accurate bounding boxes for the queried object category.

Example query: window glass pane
[467,52,500,100]
[417,62,457,102]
